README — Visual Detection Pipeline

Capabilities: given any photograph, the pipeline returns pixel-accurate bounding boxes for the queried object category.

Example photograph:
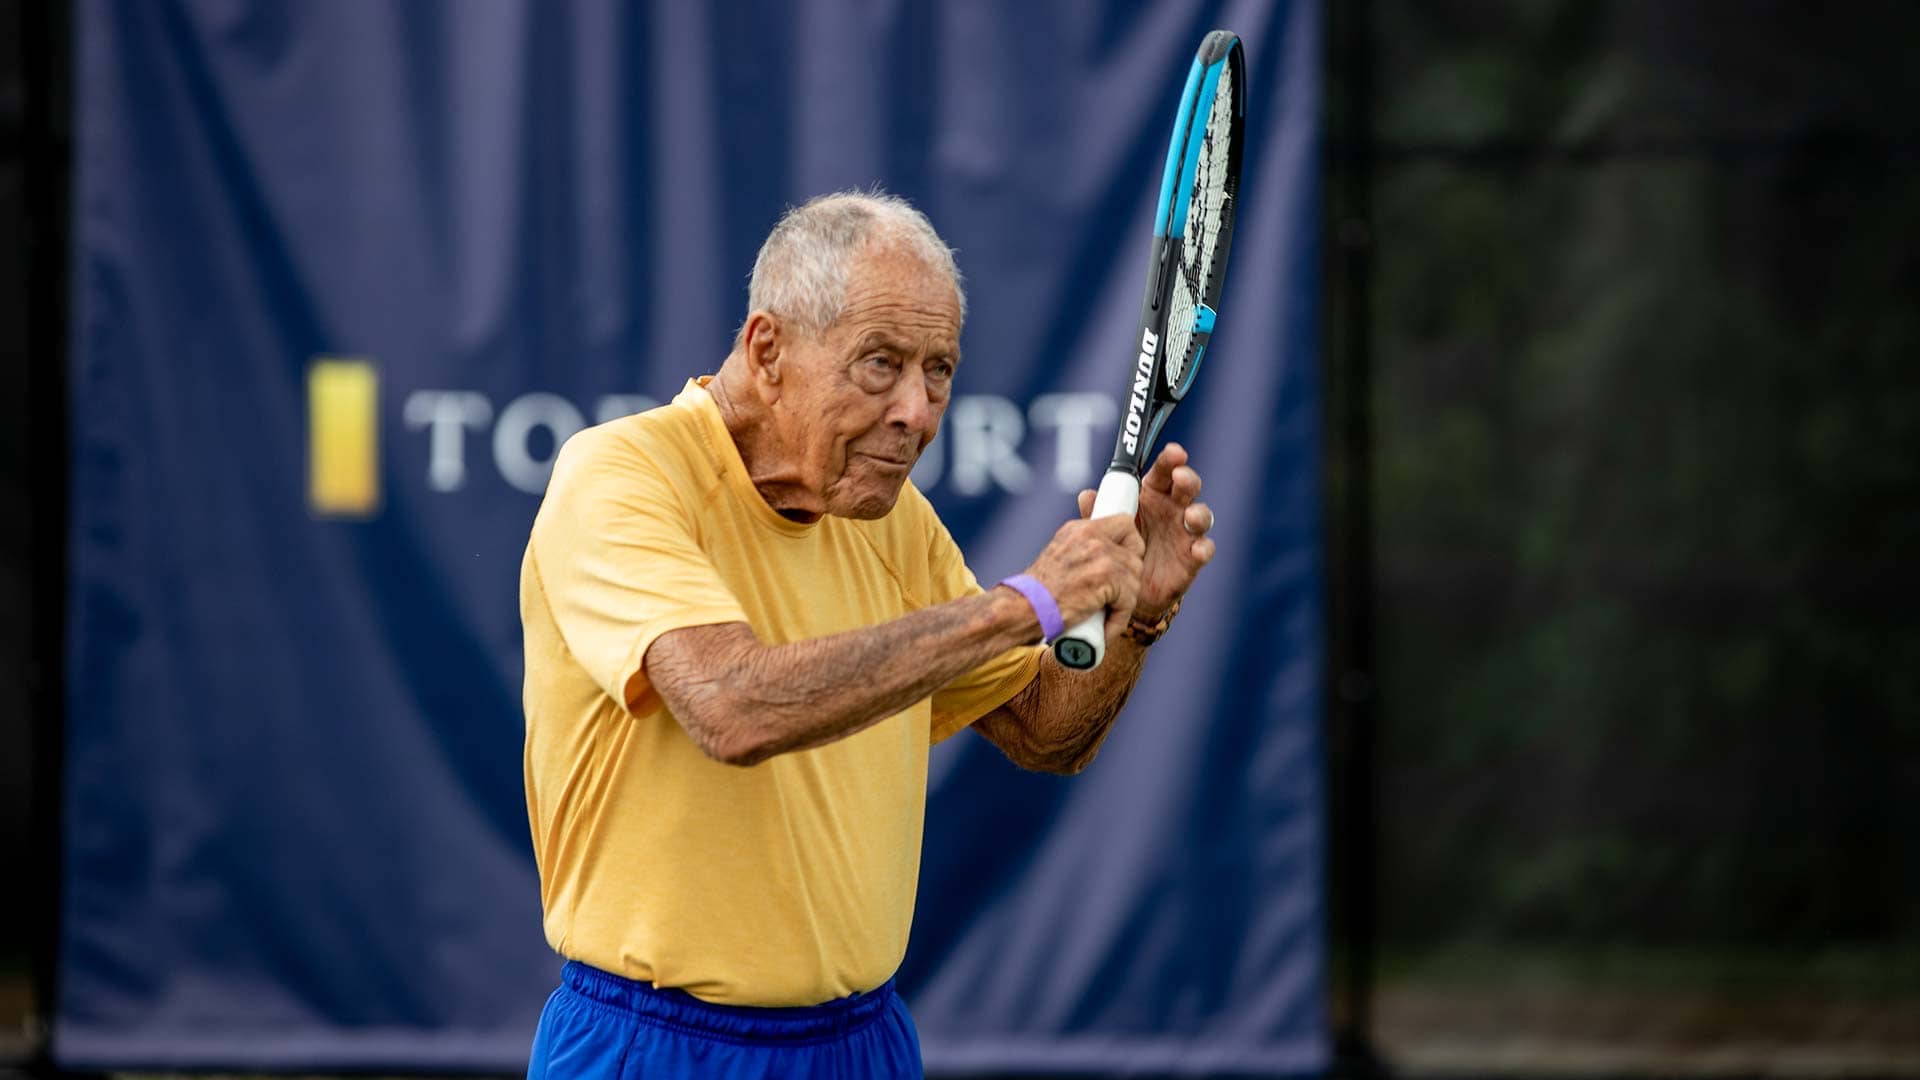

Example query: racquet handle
[1050,471,1142,670]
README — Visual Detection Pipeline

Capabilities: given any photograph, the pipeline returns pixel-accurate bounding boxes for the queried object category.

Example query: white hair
[743,190,966,339]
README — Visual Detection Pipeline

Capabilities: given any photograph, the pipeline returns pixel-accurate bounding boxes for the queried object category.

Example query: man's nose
[886,370,937,435]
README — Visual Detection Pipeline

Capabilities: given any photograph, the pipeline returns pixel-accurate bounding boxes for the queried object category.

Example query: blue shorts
[527,961,923,1080]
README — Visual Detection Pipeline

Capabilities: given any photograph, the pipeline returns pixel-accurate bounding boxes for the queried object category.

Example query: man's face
[773,246,962,519]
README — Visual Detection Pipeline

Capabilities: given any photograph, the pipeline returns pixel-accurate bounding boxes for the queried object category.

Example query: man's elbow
[1048,744,1101,775]
[698,729,768,767]
[649,625,781,767]
[1013,739,1100,776]
[675,698,778,768]
[982,709,1105,775]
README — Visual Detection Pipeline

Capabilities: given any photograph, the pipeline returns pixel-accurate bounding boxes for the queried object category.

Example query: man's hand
[1077,442,1215,625]
[1017,514,1146,643]
[971,444,1216,773]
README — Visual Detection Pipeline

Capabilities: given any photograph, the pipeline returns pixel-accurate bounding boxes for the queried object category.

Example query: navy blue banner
[62,0,1324,1072]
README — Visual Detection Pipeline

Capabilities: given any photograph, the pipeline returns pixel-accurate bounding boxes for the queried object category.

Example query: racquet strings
[1162,60,1235,393]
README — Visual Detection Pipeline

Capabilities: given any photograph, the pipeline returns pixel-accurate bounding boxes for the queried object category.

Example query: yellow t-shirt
[521,378,1041,1006]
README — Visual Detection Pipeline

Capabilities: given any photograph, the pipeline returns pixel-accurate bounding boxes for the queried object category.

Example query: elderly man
[521,192,1215,1078]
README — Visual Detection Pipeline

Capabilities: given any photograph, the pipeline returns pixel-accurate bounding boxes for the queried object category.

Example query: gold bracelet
[1123,597,1182,648]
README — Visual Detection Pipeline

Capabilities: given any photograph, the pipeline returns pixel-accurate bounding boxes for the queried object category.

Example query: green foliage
[1357,0,1920,953]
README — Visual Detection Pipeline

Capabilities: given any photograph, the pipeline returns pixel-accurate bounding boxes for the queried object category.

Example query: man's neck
[708,358,824,523]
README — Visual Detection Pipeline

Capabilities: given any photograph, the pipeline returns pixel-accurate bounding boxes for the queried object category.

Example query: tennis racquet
[1052,29,1246,671]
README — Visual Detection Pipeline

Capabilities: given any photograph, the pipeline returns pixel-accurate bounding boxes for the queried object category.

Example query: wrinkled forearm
[646,588,1040,766]
[975,637,1152,774]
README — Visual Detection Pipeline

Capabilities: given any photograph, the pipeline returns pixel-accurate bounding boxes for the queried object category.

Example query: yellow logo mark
[308,358,380,518]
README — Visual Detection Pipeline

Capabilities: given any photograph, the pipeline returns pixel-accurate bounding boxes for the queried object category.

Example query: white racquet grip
[1050,471,1142,670]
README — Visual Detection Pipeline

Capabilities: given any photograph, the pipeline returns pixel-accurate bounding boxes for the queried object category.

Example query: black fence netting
[1328,0,1920,1073]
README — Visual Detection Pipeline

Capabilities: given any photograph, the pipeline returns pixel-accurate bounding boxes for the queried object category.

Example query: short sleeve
[527,427,749,713]
[921,510,1044,743]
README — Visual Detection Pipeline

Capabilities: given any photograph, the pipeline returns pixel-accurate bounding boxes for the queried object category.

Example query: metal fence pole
[1325,0,1382,1071]
[23,0,74,1073]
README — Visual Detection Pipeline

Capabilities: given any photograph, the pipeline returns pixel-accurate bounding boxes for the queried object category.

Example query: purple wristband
[998,574,1065,641]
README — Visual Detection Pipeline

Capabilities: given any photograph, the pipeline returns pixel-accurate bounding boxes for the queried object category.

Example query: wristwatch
[1123,597,1182,648]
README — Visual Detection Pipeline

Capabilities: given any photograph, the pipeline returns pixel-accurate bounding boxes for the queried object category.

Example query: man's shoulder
[553,398,707,485]
[533,401,716,549]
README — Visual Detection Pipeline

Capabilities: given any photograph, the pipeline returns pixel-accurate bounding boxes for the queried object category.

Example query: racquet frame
[1053,30,1246,671]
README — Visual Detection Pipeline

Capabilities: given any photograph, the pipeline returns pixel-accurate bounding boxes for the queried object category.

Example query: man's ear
[741,312,786,400]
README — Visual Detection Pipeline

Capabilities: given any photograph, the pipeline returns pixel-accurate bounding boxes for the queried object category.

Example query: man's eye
[927,360,955,382]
